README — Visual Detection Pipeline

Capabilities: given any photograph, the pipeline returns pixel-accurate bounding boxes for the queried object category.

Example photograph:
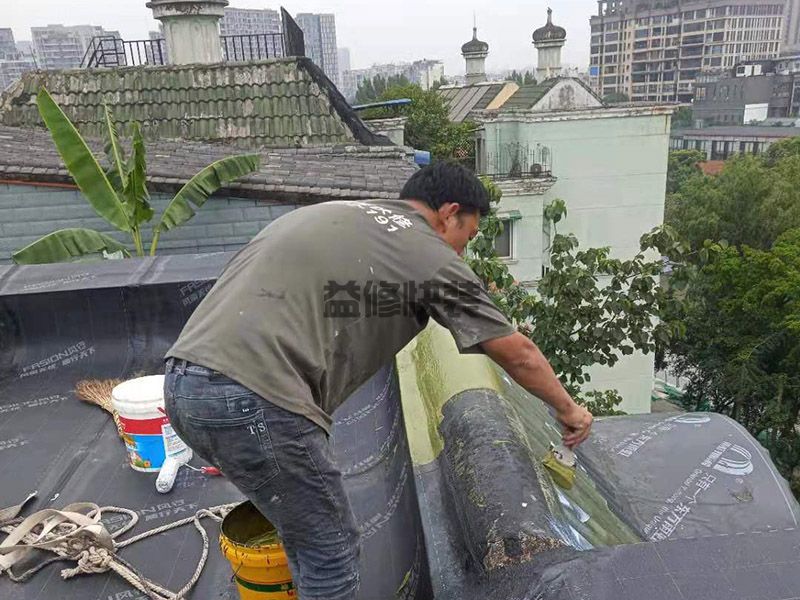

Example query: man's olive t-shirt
[167,199,515,432]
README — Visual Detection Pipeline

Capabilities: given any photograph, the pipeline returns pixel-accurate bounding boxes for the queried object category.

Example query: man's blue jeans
[164,359,361,600]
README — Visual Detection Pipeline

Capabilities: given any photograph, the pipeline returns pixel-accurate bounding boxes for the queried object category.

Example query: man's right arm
[481,332,593,448]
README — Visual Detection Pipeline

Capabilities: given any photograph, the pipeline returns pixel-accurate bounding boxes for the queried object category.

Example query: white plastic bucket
[112,375,191,472]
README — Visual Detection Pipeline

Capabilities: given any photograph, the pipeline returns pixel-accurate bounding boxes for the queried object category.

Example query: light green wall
[483,112,671,414]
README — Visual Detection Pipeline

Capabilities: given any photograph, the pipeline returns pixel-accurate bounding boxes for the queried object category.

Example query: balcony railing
[482,143,553,180]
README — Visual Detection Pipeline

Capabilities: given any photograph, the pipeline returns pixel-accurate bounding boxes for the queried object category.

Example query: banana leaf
[150,154,259,254]
[12,229,131,265]
[123,123,153,225]
[36,89,130,232]
[102,101,128,193]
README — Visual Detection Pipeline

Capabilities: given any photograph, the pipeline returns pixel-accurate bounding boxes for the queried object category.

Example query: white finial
[547,7,553,23]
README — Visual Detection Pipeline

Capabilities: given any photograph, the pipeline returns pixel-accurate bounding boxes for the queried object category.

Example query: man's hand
[482,333,594,449]
[556,403,593,449]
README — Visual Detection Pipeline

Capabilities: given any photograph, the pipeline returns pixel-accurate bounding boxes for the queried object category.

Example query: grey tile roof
[0,124,417,202]
[0,58,390,149]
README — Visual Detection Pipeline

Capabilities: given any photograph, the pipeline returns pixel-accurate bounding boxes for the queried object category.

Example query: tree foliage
[13,89,259,264]
[602,92,629,104]
[664,139,800,494]
[666,149,800,252]
[669,231,800,492]
[508,70,536,86]
[671,106,694,130]
[354,74,411,104]
[363,82,474,161]
[467,179,688,415]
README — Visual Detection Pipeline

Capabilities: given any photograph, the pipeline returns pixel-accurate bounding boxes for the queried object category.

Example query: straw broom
[74,379,124,437]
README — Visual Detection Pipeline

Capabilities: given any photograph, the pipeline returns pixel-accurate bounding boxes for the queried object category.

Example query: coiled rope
[0,494,238,600]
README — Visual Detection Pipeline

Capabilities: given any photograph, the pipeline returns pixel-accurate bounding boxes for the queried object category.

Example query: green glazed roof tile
[0,58,383,148]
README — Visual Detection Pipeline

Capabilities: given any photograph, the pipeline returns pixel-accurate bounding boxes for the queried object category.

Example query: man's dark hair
[399,162,490,216]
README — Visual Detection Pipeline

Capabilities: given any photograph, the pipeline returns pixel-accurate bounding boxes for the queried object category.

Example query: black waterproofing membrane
[1,255,799,600]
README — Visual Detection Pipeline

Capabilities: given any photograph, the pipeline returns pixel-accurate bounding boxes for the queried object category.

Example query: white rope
[0,498,239,600]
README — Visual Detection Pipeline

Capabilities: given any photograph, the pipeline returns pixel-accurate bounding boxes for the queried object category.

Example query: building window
[495,218,515,259]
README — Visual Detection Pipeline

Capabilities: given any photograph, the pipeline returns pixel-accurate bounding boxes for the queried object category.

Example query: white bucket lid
[112,375,165,405]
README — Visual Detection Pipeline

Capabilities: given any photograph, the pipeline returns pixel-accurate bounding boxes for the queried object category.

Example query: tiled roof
[501,79,559,109]
[437,83,511,122]
[0,57,390,149]
[0,124,416,202]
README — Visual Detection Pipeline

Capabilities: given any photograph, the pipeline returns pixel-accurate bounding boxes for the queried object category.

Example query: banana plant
[13,88,260,265]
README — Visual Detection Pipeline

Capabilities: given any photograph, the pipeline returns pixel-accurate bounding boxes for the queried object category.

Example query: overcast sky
[7,0,593,74]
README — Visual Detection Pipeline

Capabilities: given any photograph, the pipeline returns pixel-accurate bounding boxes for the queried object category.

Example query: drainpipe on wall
[146,0,229,65]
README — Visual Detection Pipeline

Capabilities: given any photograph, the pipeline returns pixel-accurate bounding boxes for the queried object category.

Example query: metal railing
[81,37,167,68]
[483,142,553,179]
[81,10,306,69]
[220,33,284,62]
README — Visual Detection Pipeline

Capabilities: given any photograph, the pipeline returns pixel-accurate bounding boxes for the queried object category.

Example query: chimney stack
[146,0,228,65]
[532,8,566,81]
[461,26,489,84]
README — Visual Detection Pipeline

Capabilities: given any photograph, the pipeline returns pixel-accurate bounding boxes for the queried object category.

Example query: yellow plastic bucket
[220,502,295,599]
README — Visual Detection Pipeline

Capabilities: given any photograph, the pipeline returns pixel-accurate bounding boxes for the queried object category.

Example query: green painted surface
[397,322,641,547]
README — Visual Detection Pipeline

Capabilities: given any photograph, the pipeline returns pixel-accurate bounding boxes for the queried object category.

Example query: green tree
[667,153,800,252]
[763,136,800,167]
[663,139,800,495]
[12,89,259,265]
[669,230,800,493]
[467,180,688,414]
[355,74,410,104]
[666,149,705,195]
[602,92,629,104]
[671,106,694,129]
[366,82,474,160]
[508,70,536,86]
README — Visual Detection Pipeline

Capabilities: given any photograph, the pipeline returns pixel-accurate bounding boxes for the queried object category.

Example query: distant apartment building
[693,60,800,126]
[0,29,35,91]
[219,7,281,36]
[785,0,800,52]
[409,59,445,90]
[338,47,351,89]
[32,24,120,70]
[218,7,283,60]
[296,13,338,84]
[343,59,446,101]
[0,29,16,58]
[589,0,786,103]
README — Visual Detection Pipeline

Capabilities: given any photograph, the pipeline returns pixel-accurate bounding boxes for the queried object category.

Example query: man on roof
[163,161,593,600]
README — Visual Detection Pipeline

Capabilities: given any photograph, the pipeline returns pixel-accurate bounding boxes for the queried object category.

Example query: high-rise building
[785,0,800,53]
[342,59,447,102]
[0,29,16,58]
[0,29,35,90]
[31,24,120,70]
[218,7,283,60]
[589,0,786,103]
[296,13,338,84]
[337,47,351,88]
[219,7,281,36]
